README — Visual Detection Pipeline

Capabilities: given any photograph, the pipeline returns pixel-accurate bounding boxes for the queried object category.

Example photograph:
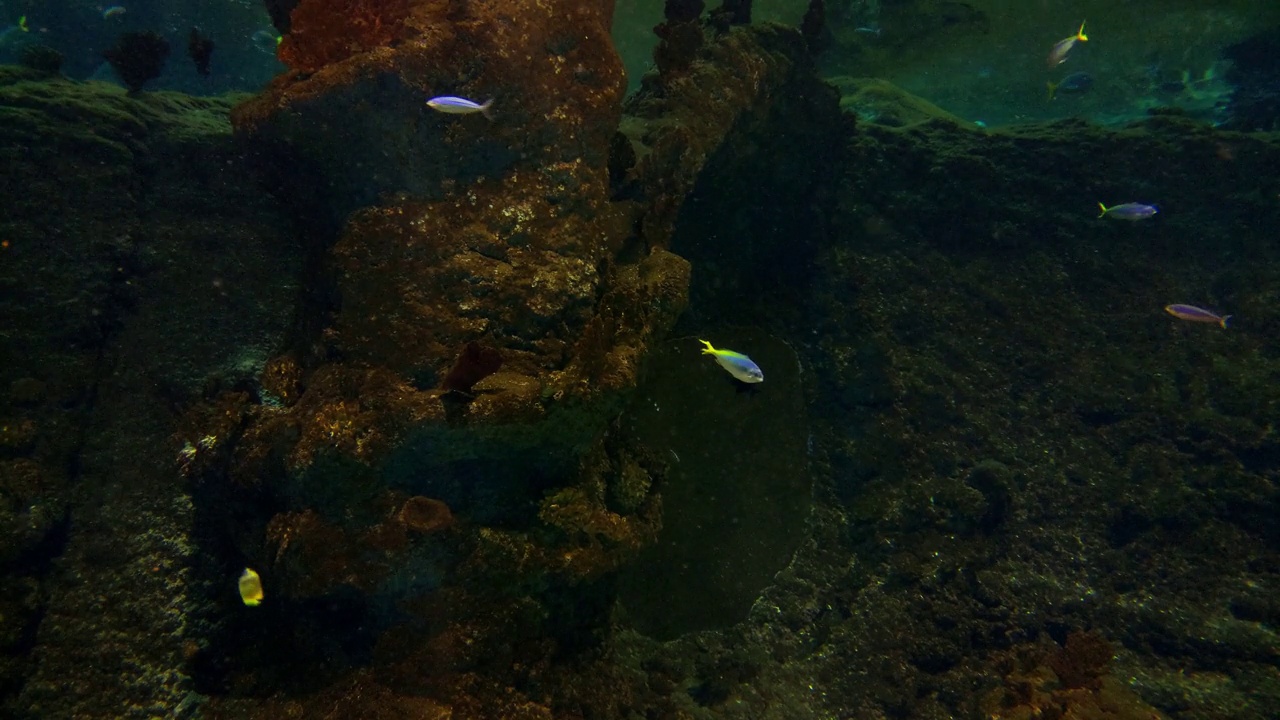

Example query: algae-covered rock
[829,76,970,127]
[0,71,300,718]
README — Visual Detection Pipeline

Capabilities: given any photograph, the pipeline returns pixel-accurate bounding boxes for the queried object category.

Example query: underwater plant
[101,31,170,93]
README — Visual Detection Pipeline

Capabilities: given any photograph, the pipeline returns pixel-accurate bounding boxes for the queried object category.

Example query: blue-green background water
[4,0,1277,126]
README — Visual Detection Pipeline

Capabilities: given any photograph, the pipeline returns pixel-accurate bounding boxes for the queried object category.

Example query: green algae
[829,76,971,127]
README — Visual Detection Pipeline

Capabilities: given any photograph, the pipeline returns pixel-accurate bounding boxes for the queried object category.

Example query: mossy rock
[828,76,971,128]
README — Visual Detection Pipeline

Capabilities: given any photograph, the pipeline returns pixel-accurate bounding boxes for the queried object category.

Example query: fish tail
[480,98,494,121]
[1221,315,1232,329]
[699,339,716,355]
[1046,81,1058,101]
[1077,20,1087,41]
[1097,202,1108,218]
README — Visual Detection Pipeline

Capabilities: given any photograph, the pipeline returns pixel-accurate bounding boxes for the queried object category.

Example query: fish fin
[1046,81,1058,101]
[1221,315,1232,329]
[480,98,494,121]
[1097,202,1108,218]
[1077,21,1087,41]
[699,339,716,355]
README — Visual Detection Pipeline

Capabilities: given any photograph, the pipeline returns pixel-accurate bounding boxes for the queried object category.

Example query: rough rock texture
[0,68,301,718]
[807,113,1280,719]
[7,3,1280,719]
[514,103,1280,720]
[194,9,836,718]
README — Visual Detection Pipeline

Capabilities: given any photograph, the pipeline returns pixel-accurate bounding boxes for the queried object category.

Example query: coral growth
[654,0,706,78]
[981,633,1162,719]
[277,0,413,73]
[398,496,453,534]
[440,342,503,394]
[102,31,170,94]
[187,28,215,77]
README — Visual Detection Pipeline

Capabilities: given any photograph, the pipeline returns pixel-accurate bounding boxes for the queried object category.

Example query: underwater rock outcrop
[6,3,1280,717]
[202,2,839,714]
[101,31,170,94]
[276,0,414,73]
[0,69,302,718]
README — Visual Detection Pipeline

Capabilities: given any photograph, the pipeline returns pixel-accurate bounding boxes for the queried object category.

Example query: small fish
[1097,202,1158,220]
[1047,21,1087,67]
[426,96,494,120]
[1046,71,1093,100]
[699,339,764,384]
[1165,304,1230,328]
[238,567,263,606]
[17,15,28,32]
[250,29,281,55]
[854,26,882,37]
[102,6,126,20]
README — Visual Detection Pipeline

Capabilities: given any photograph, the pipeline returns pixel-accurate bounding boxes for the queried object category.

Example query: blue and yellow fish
[1047,21,1087,67]
[1098,202,1158,220]
[700,339,763,384]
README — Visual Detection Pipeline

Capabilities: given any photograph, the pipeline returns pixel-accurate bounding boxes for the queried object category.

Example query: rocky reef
[0,66,299,717]
[3,0,1280,719]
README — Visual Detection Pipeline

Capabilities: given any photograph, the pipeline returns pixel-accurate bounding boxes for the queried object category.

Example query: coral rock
[398,496,453,534]
[102,31,170,94]
[277,0,413,73]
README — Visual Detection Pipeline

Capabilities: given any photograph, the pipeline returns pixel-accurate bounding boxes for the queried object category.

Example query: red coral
[278,0,411,73]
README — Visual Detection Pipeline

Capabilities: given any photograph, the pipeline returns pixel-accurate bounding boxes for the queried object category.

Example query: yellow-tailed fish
[1047,21,1087,67]
[1165,304,1230,328]
[699,339,764,383]
[238,567,263,606]
[1097,202,1158,220]
[18,15,28,32]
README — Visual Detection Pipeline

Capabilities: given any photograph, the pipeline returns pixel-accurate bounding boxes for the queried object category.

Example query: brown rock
[398,496,453,534]
[9,378,46,407]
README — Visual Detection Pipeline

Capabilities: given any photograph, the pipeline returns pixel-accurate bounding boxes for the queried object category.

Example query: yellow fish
[238,567,263,606]
[699,339,764,383]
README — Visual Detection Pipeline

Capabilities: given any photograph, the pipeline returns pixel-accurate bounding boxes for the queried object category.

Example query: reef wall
[3,0,1280,718]
[0,68,302,717]
[193,1,838,715]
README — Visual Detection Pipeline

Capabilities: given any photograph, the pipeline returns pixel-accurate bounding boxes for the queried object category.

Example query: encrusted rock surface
[0,69,301,718]
[6,2,1280,718]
